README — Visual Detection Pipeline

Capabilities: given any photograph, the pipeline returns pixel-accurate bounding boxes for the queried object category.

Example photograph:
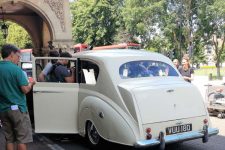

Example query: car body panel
[142,116,209,139]
[33,82,79,133]
[78,95,139,145]
[132,81,206,124]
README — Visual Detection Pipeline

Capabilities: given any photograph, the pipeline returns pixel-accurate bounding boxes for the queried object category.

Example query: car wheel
[86,121,102,148]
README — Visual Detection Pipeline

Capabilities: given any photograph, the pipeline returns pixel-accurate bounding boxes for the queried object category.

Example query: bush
[212,75,223,80]
[195,66,225,77]
[200,66,216,69]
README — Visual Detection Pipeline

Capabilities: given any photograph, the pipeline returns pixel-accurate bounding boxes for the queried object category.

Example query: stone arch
[5,18,40,52]
[0,0,73,56]
[16,0,54,39]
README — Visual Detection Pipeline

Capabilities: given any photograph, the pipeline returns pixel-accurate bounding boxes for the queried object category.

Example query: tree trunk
[216,61,221,79]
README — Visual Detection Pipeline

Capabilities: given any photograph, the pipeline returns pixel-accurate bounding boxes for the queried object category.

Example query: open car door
[32,57,78,134]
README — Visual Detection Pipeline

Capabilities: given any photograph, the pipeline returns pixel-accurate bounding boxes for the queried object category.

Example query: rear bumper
[134,128,219,148]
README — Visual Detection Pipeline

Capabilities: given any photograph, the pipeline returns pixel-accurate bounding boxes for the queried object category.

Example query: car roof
[73,49,171,63]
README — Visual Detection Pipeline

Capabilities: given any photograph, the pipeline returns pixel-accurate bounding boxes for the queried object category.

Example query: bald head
[173,59,179,69]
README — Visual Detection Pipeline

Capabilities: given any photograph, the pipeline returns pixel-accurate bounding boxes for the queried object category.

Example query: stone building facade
[0,0,73,56]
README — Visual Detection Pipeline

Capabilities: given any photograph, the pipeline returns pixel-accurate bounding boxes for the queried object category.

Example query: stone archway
[0,0,73,56]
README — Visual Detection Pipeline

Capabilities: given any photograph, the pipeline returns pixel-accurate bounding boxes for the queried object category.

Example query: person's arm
[38,62,52,82]
[65,68,75,83]
[20,81,36,94]
[17,68,36,94]
[65,76,74,83]
[183,76,193,81]
[38,72,45,82]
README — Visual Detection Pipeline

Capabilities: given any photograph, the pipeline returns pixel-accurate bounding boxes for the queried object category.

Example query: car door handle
[33,90,63,93]
[167,89,174,93]
[33,91,40,93]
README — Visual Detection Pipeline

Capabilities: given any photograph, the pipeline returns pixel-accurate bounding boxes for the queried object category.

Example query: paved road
[1,76,225,150]
[192,76,225,102]
[39,134,225,150]
[0,116,225,150]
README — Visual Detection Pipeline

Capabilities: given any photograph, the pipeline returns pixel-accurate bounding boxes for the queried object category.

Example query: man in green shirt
[0,44,35,150]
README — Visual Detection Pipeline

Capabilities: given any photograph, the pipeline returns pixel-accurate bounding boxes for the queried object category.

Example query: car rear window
[119,60,179,79]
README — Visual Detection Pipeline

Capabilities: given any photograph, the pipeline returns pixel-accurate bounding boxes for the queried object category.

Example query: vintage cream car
[32,49,218,149]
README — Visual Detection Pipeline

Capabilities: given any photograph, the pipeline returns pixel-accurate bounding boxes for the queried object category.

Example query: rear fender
[78,96,138,146]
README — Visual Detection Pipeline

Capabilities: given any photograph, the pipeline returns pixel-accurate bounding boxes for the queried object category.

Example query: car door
[32,57,79,134]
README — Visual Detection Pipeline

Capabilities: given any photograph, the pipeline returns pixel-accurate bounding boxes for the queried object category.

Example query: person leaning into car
[38,50,60,82]
[49,51,75,83]
[0,44,36,150]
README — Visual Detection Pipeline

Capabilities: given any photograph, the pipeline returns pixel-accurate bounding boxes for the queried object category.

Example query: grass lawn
[194,67,225,78]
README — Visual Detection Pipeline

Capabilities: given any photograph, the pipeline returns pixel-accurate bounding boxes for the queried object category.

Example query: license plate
[166,124,192,135]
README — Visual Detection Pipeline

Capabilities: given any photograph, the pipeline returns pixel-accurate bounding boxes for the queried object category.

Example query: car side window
[80,60,99,84]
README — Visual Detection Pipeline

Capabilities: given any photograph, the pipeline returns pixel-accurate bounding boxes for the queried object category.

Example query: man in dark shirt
[50,52,75,83]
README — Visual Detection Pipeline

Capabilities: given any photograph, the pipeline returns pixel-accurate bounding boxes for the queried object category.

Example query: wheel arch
[78,96,139,146]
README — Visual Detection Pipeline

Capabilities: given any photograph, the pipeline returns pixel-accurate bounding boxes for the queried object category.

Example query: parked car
[31,49,218,149]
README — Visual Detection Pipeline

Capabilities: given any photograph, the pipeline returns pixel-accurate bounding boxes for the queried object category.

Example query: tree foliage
[0,0,224,71]
[122,0,166,49]
[0,21,32,49]
[197,0,225,78]
[69,0,225,71]
[0,21,32,59]
[70,0,123,46]
[6,22,32,49]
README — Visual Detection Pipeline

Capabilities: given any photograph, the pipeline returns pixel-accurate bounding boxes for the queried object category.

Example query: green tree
[69,0,223,69]
[0,22,7,49]
[121,0,204,61]
[162,0,205,61]
[198,0,225,78]
[122,0,166,49]
[70,0,122,46]
[191,38,206,66]
[6,22,32,49]
[0,22,7,59]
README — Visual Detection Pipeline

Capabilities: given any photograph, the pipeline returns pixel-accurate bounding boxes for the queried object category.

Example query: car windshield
[119,60,179,79]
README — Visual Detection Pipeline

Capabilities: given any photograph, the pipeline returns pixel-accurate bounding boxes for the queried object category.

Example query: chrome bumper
[135,128,219,148]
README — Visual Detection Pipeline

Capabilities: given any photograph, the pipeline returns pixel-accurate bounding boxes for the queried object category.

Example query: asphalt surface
[0,116,225,150]
[1,77,225,150]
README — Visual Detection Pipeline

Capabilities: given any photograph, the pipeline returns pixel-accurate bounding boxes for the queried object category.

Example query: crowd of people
[173,55,194,83]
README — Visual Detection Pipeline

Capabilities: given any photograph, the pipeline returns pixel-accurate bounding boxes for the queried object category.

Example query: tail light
[146,128,152,140]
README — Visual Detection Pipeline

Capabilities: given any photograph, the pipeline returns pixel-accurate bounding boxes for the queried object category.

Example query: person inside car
[49,52,75,83]
[38,50,60,82]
